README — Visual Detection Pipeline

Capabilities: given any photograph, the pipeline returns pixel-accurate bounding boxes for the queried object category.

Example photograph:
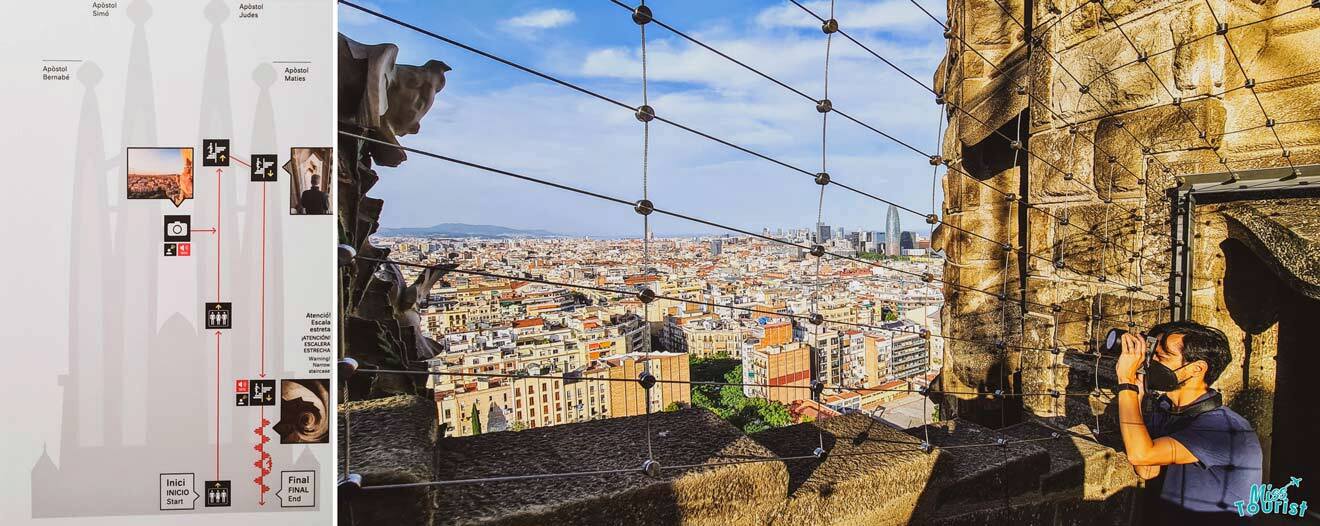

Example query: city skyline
[384,232,945,437]
[376,218,932,241]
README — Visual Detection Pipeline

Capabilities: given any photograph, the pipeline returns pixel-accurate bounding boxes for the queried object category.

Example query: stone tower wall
[934,0,1320,433]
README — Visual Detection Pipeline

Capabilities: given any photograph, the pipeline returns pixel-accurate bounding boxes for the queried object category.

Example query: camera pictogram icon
[163,215,191,242]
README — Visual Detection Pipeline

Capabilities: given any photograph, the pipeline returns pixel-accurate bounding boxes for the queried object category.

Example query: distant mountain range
[378,223,566,238]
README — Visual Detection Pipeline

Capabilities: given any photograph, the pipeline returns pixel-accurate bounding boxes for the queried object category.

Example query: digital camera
[1103,328,1160,375]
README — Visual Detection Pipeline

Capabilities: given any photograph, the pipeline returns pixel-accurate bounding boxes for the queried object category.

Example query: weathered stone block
[750,414,942,525]
[1093,98,1227,200]
[964,0,1022,47]
[904,419,1051,508]
[1029,32,1058,130]
[1170,1,1225,94]
[1018,308,1073,418]
[1021,360,1072,418]
[1022,207,1060,276]
[940,281,1024,400]
[1027,126,1096,203]
[945,164,984,212]
[946,208,1017,264]
[1053,203,1141,278]
[1059,2,1102,49]
[1054,296,1095,351]
[1096,0,1150,24]
[957,60,1029,146]
[1051,15,1169,121]
[338,395,439,526]
[1246,43,1320,129]
[1092,294,1158,341]
[999,421,1139,499]
[432,409,787,526]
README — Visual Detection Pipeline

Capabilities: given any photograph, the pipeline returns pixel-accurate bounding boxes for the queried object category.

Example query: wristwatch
[1116,383,1140,394]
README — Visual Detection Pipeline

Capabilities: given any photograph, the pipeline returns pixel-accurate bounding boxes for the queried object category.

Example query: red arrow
[231,156,251,169]
[215,330,222,481]
[191,227,217,234]
[216,168,222,301]
[259,182,266,378]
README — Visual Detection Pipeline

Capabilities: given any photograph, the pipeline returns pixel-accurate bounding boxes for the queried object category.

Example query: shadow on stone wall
[941,364,1027,431]
[905,418,1139,525]
[1220,236,1320,506]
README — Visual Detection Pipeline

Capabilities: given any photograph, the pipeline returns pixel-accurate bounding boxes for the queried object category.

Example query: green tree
[686,363,800,433]
[471,403,482,435]
[743,418,770,434]
[691,388,715,410]
[690,356,739,383]
[719,383,747,411]
[722,365,743,385]
[753,398,794,427]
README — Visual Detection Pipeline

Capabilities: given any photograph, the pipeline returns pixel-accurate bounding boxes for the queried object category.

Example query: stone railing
[338,396,1142,525]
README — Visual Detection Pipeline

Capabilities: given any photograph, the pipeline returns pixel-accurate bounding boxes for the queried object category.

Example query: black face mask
[1144,359,1192,392]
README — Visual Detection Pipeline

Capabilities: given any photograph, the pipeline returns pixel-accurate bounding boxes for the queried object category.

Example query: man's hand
[1115,332,1145,385]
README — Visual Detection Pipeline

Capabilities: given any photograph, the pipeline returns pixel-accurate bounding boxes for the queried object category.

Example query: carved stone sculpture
[338,35,449,167]
[338,33,451,398]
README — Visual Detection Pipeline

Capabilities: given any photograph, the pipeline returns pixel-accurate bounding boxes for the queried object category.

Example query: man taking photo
[300,173,330,215]
[1114,321,1262,524]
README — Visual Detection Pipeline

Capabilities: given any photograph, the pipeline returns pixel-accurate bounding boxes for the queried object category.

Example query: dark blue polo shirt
[1144,389,1263,522]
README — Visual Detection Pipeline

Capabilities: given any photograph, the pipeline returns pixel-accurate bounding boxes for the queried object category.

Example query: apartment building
[742,341,812,405]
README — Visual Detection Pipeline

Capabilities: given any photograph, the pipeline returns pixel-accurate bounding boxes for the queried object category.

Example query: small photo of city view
[127,147,194,206]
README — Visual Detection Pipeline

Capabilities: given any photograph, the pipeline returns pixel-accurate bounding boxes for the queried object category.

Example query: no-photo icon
[205,302,232,330]
[251,154,278,182]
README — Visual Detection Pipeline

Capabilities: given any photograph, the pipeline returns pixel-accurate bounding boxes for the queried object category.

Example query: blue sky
[341,0,949,237]
[129,147,189,175]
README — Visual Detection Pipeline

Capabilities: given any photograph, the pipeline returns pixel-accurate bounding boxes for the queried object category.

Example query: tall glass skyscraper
[885,205,901,255]
[816,222,832,243]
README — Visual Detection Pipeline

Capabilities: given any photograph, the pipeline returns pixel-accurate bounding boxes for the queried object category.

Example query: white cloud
[502,8,577,30]
[577,32,944,136]
[580,34,943,92]
[755,0,939,33]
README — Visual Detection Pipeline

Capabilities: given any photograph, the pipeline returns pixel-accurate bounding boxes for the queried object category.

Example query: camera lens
[1104,328,1126,353]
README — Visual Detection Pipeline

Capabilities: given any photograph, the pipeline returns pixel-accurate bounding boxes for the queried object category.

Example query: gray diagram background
[0,1,335,523]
